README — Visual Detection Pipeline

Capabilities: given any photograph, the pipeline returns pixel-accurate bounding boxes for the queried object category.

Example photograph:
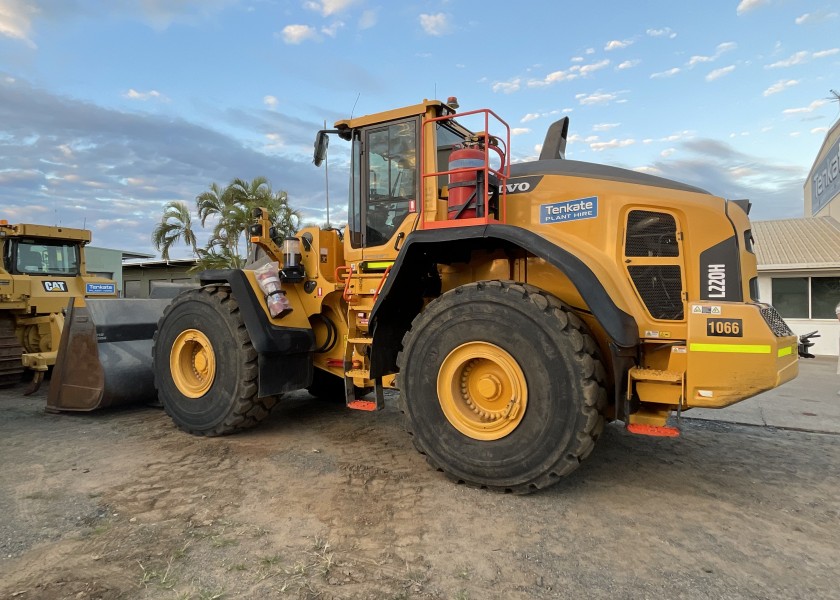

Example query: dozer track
[0,315,24,387]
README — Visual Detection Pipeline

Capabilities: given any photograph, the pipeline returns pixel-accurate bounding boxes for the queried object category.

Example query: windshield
[14,238,80,276]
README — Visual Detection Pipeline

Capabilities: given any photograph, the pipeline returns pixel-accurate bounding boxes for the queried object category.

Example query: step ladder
[336,265,391,411]
[625,367,685,437]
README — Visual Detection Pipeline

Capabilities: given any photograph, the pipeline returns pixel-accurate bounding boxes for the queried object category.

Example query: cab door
[345,118,419,265]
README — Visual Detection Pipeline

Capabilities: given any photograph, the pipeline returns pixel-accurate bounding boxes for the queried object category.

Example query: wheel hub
[438,341,528,441]
[170,329,216,398]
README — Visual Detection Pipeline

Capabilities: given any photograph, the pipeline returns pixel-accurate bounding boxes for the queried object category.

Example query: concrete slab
[684,356,840,434]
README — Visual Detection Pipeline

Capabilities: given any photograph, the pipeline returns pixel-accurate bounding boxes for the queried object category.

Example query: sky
[1,0,839,257]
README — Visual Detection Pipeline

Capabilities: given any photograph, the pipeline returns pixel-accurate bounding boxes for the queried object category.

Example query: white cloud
[123,89,167,101]
[576,91,618,106]
[578,59,610,76]
[585,48,595,55]
[661,148,676,157]
[593,123,620,132]
[811,127,829,134]
[706,65,736,81]
[605,39,632,51]
[767,50,809,68]
[303,0,358,17]
[510,128,531,136]
[795,10,838,25]
[321,21,344,37]
[687,42,737,68]
[782,99,828,115]
[617,60,640,70]
[281,24,318,44]
[263,95,278,108]
[521,113,540,123]
[646,27,676,39]
[419,13,451,36]
[737,0,769,16]
[651,67,680,79]
[590,138,635,151]
[492,78,521,94]
[763,79,799,96]
[0,0,38,47]
[358,9,377,29]
[570,56,584,63]
[813,48,840,58]
[687,55,712,67]
[527,59,609,88]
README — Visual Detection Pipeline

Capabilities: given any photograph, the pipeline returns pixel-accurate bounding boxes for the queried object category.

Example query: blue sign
[86,282,116,295]
[540,196,598,224]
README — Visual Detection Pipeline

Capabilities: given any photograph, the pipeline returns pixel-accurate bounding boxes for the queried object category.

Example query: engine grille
[625,210,679,257]
[760,305,794,337]
[628,265,684,320]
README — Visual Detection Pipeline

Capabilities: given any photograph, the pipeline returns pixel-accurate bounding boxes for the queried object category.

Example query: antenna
[828,89,840,122]
[324,119,330,228]
[350,92,360,120]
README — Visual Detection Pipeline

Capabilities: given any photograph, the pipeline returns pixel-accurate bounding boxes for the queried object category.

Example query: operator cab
[313,99,510,255]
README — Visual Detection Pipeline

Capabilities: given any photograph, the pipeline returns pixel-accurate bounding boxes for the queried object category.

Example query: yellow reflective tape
[689,343,771,354]
[777,346,793,357]
[361,261,394,270]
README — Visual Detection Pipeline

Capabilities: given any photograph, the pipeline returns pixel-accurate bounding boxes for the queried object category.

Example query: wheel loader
[51,99,808,493]
[0,221,117,392]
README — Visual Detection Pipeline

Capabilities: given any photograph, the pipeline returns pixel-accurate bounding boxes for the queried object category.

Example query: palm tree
[155,177,301,268]
[151,201,198,260]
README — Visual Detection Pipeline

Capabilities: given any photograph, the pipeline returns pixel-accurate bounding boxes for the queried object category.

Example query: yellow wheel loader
[0,221,117,393]
[54,99,808,493]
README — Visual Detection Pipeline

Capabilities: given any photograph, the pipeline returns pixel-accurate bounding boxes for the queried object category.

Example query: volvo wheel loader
[57,99,807,493]
[0,221,117,393]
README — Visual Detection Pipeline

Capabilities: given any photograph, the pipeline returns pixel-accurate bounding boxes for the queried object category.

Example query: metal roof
[753,217,840,271]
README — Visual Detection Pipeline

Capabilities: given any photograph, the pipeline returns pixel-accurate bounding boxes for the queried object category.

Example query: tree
[151,201,198,261]
[153,177,301,270]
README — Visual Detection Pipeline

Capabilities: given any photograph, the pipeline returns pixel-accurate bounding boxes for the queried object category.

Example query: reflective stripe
[777,346,793,357]
[689,343,771,354]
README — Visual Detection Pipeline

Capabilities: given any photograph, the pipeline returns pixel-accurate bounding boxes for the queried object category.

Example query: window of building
[771,276,840,319]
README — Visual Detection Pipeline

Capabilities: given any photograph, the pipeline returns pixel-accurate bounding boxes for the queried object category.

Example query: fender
[369,224,639,376]
[200,269,314,396]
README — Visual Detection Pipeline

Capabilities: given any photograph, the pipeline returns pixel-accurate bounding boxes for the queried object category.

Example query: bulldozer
[0,221,117,393]
[51,99,806,493]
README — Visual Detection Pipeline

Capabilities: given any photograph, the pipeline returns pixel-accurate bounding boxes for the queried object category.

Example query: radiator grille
[628,265,684,320]
[625,210,679,257]
[760,305,794,337]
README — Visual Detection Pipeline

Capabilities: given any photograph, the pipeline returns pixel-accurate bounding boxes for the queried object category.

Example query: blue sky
[1,0,839,256]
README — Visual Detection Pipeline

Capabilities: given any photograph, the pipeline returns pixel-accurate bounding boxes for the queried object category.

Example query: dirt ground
[1,382,839,600]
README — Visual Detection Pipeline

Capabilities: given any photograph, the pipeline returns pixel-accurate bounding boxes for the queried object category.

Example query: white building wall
[757,273,839,357]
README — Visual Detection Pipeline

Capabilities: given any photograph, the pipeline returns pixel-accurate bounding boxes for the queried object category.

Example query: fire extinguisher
[447,140,506,220]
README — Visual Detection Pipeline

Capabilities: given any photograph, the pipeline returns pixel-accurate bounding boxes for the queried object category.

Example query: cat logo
[42,281,68,292]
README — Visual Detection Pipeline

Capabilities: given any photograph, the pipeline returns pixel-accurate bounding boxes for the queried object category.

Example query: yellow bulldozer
[50,99,810,493]
[0,221,117,393]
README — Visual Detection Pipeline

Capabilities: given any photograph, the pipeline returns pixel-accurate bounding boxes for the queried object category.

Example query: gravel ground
[1,381,839,600]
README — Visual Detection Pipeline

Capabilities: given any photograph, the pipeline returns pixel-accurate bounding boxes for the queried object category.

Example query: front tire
[153,285,279,436]
[397,281,607,493]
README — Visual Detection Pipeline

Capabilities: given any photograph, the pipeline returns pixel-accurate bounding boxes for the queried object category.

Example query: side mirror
[313,131,330,167]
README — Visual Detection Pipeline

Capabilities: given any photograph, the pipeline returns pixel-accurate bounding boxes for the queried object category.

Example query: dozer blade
[47,297,172,412]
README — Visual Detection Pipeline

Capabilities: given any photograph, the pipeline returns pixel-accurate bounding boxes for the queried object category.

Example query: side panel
[199,270,315,396]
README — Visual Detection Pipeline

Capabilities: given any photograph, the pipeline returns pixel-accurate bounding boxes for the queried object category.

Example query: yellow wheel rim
[170,329,216,398]
[437,342,528,441]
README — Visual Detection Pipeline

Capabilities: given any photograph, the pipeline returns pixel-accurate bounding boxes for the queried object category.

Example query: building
[85,247,153,295]
[805,114,840,219]
[121,258,198,298]
[753,116,840,356]
[754,218,840,356]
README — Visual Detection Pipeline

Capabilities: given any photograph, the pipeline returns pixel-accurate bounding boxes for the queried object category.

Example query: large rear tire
[397,281,607,493]
[153,285,279,436]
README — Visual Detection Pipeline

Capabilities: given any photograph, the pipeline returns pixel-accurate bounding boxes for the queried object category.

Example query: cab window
[14,239,80,276]
[363,120,417,247]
